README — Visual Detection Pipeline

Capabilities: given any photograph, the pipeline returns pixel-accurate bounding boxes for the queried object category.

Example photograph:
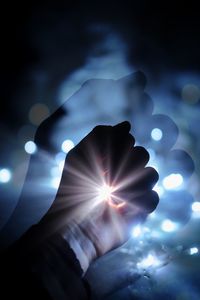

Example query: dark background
[1,1,200,132]
[1,1,200,299]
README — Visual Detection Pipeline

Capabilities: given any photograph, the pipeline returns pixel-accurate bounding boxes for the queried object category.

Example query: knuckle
[148,190,159,212]
[92,125,112,134]
[134,146,150,162]
[128,133,135,146]
[145,166,159,182]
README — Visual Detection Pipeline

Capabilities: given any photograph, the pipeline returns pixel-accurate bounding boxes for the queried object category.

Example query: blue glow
[0,168,12,183]
[153,184,164,196]
[55,152,66,164]
[147,148,156,162]
[51,177,60,189]
[61,139,74,153]
[151,128,163,141]
[50,167,60,177]
[24,141,37,154]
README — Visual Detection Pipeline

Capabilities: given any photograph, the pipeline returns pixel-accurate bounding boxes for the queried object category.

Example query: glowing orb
[162,173,183,190]
[137,254,161,269]
[98,184,125,209]
[98,184,113,201]
[189,247,198,255]
[61,139,74,153]
[161,219,177,232]
[0,168,12,183]
[151,128,163,141]
[24,141,37,154]
[191,202,200,213]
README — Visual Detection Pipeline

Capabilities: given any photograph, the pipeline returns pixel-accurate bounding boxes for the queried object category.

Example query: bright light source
[151,128,163,141]
[191,202,200,213]
[132,225,142,238]
[98,184,113,201]
[0,168,12,183]
[161,219,177,232]
[189,247,198,255]
[97,184,125,208]
[137,254,161,269]
[162,173,183,190]
[153,184,164,196]
[24,141,37,154]
[51,177,60,189]
[61,140,74,153]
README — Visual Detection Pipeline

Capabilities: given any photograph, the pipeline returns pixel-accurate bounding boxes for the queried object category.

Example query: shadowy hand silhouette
[40,121,159,272]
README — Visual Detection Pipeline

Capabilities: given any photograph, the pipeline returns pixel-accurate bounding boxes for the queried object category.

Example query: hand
[3,72,148,245]
[39,121,159,272]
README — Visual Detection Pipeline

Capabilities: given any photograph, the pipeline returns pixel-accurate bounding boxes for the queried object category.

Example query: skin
[39,121,159,273]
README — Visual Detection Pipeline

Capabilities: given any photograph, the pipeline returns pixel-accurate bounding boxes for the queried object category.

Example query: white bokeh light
[189,247,198,255]
[151,128,163,141]
[137,254,161,269]
[0,168,12,183]
[131,225,142,238]
[161,219,177,232]
[191,202,200,213]
[162,173,183,190]
[61,139,74,153]
[24,141,37,154]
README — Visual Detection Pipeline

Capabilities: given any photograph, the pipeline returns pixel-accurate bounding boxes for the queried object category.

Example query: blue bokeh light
[0,168,12,183]
[24,141,37,154]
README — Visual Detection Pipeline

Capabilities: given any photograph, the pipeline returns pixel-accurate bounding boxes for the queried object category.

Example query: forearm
[61,221,97,273]
[1,225,91,300]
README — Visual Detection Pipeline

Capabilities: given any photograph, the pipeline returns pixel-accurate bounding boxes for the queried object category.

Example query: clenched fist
[40,121,159,272]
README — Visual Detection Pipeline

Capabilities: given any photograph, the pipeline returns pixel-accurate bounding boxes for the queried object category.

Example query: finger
[134,190,159,213]
[125,146,150,172]
[116,167,159,199]
[108,133,135,178]
[131,167,159,190]
[121,190,159,216]
[90,123,135,175]
[112,146,149,183]
[113,121,131,133]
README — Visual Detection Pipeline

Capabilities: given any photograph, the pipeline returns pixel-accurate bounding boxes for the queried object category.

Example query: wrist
[61,222,97,273]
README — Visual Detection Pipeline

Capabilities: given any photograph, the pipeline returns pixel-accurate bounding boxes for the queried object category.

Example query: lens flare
[98,184,113,201]
[97,183,126,209]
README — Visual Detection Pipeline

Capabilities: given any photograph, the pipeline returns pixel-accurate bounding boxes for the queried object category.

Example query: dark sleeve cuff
[1,225,91,300]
